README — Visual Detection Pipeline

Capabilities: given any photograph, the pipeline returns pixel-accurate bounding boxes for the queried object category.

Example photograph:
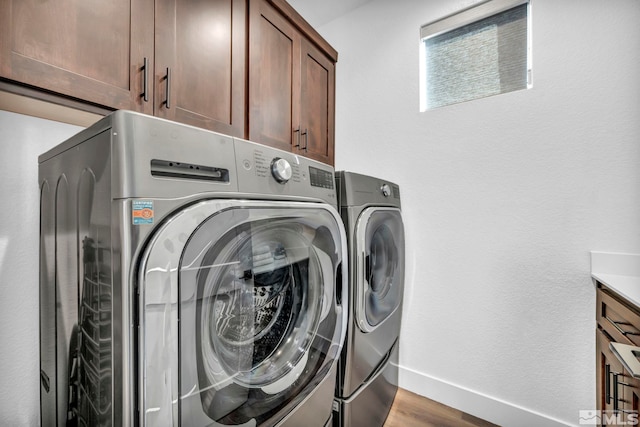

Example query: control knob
[381,183,392,197]
[271,157,292,184]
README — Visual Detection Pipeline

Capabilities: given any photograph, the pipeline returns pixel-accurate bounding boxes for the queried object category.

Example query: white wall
[0,111,83,425]
[317,0,640,425]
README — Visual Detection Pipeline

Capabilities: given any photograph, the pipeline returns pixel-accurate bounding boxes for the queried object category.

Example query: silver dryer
[333,172,405,427]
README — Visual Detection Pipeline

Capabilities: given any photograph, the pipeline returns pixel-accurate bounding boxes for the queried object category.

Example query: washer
[38,111,348,427]
[333,172,405,427]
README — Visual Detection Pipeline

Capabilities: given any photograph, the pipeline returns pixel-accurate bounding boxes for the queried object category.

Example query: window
[419,0,531,111]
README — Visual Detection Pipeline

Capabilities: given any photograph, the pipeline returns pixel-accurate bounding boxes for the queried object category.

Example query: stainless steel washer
[38,111,348,426]
[333,172,405,427]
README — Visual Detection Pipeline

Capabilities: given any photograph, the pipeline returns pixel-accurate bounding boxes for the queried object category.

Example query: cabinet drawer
[597,288,640,346]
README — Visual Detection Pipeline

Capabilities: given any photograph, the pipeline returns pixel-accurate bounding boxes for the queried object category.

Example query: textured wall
[317,0,640,424]
[0,111,83,424]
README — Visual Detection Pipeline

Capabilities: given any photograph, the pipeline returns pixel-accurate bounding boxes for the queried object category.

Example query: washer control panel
[233,137,337,205]
[309,166,334,189]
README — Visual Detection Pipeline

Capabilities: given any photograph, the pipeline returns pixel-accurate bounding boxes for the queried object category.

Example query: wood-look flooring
[384,388,500,427]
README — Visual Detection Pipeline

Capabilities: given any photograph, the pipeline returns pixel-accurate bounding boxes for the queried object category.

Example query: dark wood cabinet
[597,328,626,416]
[1,0,337,164]
[249,0,336,164]
[154,0,246,137]
[0,0,154,114]
[1,0,246,137]
[596,285,640,425]
[299,38,335,165]
[627,376,640,424]
[248,0,299,153]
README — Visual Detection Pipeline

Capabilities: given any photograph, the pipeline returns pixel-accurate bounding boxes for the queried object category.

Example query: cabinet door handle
[606,363,617,405]
[163,67,171,109]
[611,372,630,412]
[613,372,620,411]
[301,128,308,152]
[141,57,149,102]
[606,316,640,336]
[606,363,625,405]
[293,127,301,148]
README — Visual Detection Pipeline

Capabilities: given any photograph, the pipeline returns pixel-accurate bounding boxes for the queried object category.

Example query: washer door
[355,207,405,333]
[139,200,347,427]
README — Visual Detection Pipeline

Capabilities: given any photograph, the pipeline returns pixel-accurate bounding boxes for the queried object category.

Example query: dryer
[38,111,348,426]
[333,172,405,427]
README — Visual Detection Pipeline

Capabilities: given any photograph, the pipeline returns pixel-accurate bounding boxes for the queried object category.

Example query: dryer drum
[366,224,397,298]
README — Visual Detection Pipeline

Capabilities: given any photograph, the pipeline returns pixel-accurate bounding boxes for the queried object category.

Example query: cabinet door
[624,376,640,426]
[248,0,301,152]
[0,0,153,113]
[155,0,246,137]
[299,38,335,165]
[597,328,635,424]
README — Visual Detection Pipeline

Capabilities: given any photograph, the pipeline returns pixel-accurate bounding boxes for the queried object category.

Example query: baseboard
[397,365,574,427]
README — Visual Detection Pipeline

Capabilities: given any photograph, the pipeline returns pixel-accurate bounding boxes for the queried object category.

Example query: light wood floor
[384,388,500,427]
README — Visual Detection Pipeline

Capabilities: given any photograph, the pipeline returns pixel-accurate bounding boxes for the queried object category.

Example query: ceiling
[287,0,374,28]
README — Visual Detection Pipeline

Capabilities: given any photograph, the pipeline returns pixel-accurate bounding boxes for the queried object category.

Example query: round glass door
[198,223,322,388]
[355,207,404,333]
[139,200,347,427]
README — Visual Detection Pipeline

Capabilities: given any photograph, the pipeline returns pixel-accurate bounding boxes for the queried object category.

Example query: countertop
[591,251,640,307]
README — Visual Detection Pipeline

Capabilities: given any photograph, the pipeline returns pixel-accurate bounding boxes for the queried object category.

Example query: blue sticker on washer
[132,200,154,225]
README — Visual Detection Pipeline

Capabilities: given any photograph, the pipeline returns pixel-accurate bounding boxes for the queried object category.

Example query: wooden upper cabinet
[1,0,335,161]
[248,0,299,152]
[300,38,335,165]
[249,0,337,165]
[0,0,154,113]
[154,0,246,137]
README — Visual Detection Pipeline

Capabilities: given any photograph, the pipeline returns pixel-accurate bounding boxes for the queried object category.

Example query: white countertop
[591,251,640,307]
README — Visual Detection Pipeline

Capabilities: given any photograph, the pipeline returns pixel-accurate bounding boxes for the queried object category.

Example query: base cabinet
[596,285,640,425]
[596,328,638,421]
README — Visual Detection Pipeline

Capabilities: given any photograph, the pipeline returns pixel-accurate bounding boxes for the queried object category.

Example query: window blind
[420,0,530,110]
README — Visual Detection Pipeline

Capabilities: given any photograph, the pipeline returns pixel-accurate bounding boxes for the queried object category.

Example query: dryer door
[138,200,347,427]
[355,207,405,333]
